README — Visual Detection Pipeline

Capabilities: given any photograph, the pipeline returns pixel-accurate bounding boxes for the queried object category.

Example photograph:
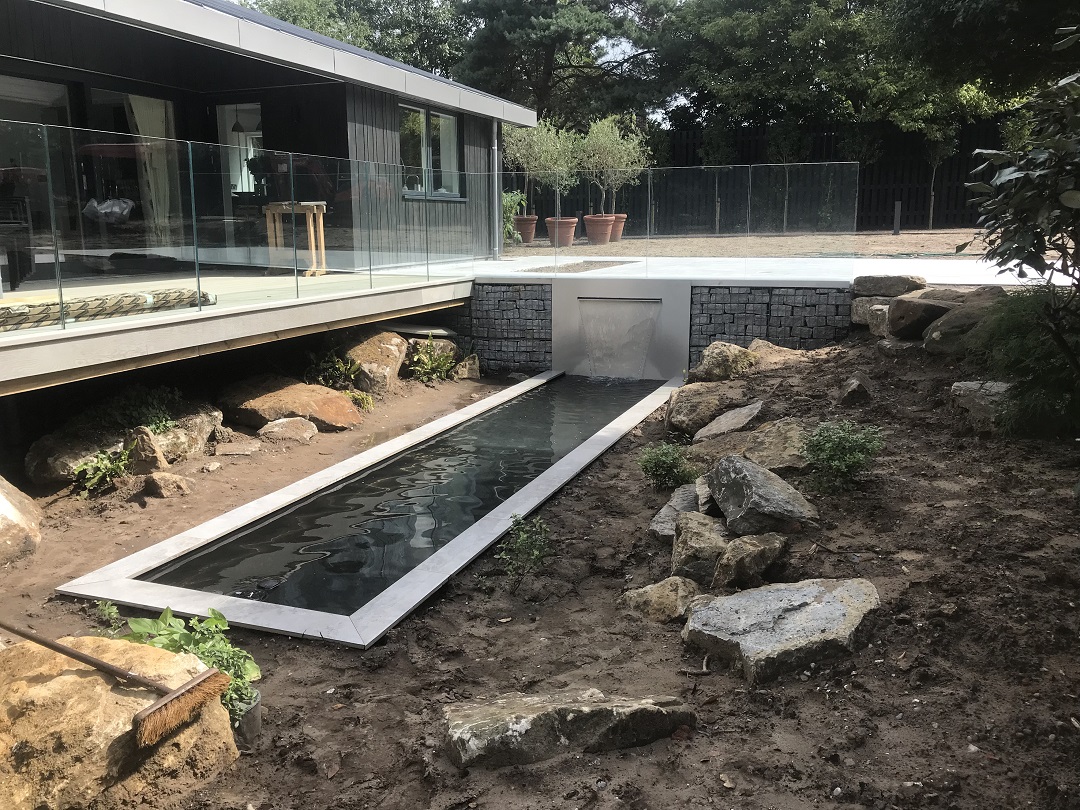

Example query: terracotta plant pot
[544,216,577,248]
[610,213,628,242]
[513,214,538,244]
[583,214,616,246]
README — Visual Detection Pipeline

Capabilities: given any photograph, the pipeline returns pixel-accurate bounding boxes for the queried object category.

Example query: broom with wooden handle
[0,619,232,748]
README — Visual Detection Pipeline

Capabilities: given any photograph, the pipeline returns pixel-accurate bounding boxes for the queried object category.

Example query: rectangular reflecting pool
[138,377,662,615]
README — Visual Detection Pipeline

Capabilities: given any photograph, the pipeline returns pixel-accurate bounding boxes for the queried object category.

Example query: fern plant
[409,335,457,382]
[73,447,132,497]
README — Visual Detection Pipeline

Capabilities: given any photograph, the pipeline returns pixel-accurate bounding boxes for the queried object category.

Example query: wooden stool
[263,201,327,276]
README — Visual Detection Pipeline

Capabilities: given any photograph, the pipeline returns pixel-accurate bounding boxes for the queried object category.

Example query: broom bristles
[133,668,233,748]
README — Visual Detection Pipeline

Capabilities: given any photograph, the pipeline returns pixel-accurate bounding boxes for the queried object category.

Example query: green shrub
[502,190,527,243]
[304,348,361,390]
[801,421,883,491]
[100,385,183,434]
[409,335,457,383]
[73,447,131,497]
[496,514,553,592]
[638,442,698,489]
[347,390,375,411]
[963,286,1080,436]
[121,607,261,726]
[92,600,125,638]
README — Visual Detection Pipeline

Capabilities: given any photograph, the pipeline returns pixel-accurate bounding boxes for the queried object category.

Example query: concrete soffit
[33,0,538,127]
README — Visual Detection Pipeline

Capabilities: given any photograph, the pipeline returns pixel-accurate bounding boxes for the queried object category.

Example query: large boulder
[693,400,764,443]
[707,456,818,535]
[443,689,696,767]
[257,417,318,444]
[342,329,409,395]
[648,483,700,543]
[686,341,757,383]
[852,275,925,298]
[143,472,194,498]
[665,381,747,436]
[851,296,892,326]
[671,512,730,586]
[682,578,880,684]
[219,374,362,431]
[887,297,958,339]
[745,339,808,370]
[951,381,1011,433]
[452,354,481,381]
[621,576,702,622]
[24,400,220,487]
[0,476,42,566]
[742,419,808,472]
[0,636,238,810]
[125,427,169,475]
[867,305,890,337]
[923,289,1009,356]
[711,533,787,588]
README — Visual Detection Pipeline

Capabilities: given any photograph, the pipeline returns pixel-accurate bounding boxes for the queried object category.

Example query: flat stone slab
[647,483,700,542]
[682,578,880,684]
[214,438,263,456]
[443,689,696,767]
[693,400,763,443]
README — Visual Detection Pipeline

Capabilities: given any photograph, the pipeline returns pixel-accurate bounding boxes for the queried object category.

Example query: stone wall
[690,286,850,363]
[442,283,553,375]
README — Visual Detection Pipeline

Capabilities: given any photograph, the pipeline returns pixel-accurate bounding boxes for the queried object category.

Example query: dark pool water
[141,376,662,615]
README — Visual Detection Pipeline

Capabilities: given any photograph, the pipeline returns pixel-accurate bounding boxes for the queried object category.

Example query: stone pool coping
[58,372,680,647]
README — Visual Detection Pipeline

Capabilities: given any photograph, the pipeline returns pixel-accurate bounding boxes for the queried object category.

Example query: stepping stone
[682,578,880,684]
[443,689,696,767]
[648,483,699,542]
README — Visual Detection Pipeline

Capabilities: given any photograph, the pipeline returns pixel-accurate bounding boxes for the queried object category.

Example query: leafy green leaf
[1058,189,1080,208]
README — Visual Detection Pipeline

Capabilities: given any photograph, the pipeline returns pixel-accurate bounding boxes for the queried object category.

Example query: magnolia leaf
[1059,190,1080,208]
[966,182,993,193]
[955,241,972,253]
[1053,33,1080,52]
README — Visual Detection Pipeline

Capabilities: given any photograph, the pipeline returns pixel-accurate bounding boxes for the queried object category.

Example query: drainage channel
[59,373,679,647]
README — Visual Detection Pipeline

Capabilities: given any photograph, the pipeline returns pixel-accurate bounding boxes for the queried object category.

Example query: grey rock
[852,275,926,298]
[125,427,169,475]
[838,371,874,405]
[742,419,808,472]
[951,381,1011,433]
[693,400,764,443]
[685,341,757,383]
[25,434,124,488]
[851,296,892,326]
[707,456,818,536]
[443,689,696,767]
[143,472,193,499]
[648,483,700,543]
[923,296,1004,356]
[887,297,958,339]
[695,475,721,516]
[712,533,787,588]
[452,354,481,381]
[867,305,890,337]
[876,338,922,357]
[672,512,731,586]
[154,403,223,462]
[682,578,880,683]
[201,462,222,473]
[0,474,42,565]
[666,382,748,436]
[214,438,263,456]
[621,577,701,622]
[343,329,410,395]
[257,417,318,444]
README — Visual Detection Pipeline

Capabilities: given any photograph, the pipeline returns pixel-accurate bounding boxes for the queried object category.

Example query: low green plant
[963,286,1080,436]
[92,599,125,638]
[638,442,698,489]
[100,385,183,434]
[305,348,361,390]
[73,447,132,497]
[120,607,261,725]
[801,421,884,491]
[502,190,527,244]
[408,335,457,383]
[347,390,375,411]
[496,514,553,592]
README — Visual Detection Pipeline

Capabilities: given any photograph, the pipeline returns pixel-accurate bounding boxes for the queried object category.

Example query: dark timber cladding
[346,85,494,264]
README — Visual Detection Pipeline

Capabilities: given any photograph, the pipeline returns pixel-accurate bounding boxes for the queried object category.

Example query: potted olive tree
[503,124,541,243]
[607,119,649,242]
[533,121,581,248]
[579,117,620,245]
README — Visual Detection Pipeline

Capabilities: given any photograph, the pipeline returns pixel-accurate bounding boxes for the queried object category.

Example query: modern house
[0,0,535,395]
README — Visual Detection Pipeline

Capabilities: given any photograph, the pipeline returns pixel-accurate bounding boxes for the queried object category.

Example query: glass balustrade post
[42,125,65,329]
[187,141,202,311]
[288,152,299,298]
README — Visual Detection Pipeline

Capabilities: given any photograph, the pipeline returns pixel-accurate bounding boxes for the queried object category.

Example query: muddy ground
[3,335,1080,810]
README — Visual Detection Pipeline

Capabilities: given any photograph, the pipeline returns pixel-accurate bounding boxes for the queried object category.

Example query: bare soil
[4,339,1080,810]
[503,230,988,260]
